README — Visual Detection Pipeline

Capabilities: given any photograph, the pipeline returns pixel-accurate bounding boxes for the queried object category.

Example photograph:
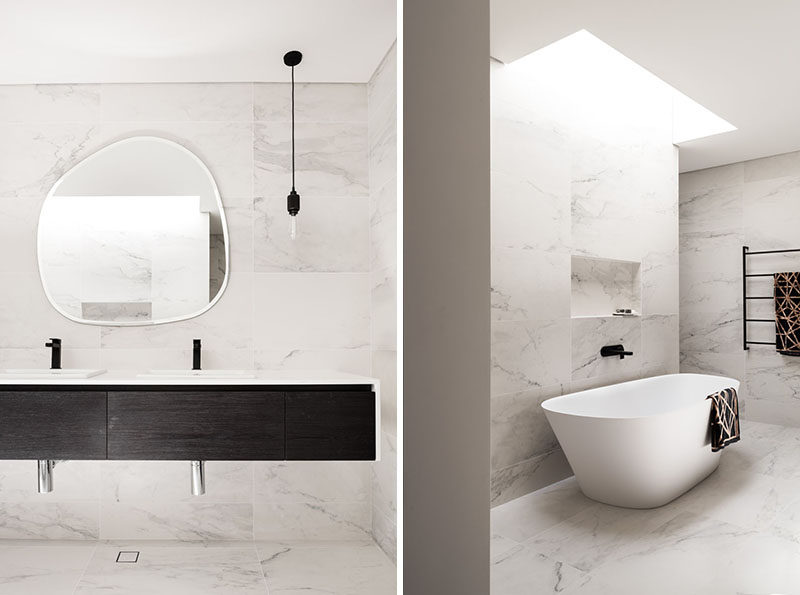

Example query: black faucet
[45,338,62,370]
[193,339,202,371]
[600,344,633,360]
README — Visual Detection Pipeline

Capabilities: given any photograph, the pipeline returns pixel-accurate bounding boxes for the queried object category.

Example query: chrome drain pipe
[191,460,205,496]
[37,460,56,493]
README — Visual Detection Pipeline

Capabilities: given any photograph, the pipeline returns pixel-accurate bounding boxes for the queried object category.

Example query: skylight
[505,30,735,145]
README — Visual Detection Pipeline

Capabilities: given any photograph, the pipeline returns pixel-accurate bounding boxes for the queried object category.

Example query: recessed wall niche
[571,255,641,317]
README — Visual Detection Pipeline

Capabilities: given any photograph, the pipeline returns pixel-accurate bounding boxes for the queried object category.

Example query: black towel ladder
[742,245,800,350]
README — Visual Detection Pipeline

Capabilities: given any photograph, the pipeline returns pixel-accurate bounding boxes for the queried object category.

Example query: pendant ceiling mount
[283,50,303,67]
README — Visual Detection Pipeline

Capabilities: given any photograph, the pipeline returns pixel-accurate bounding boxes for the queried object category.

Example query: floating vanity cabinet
[0,391,106,459]
[286,391,376,460]
[107,390,285,460]
[0,378,379,463]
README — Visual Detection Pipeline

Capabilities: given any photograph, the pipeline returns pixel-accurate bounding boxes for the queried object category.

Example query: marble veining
[679,184,744,234]
[571,316,641,380]
[0,123,99,198]
[254,501,371,541]
[680,350,745,383]
[491,385,563,471]
[254,122,369,199]
[492,249,570,321]
[640,249,679,318]
[491,170,571,254]
[679,228,743,275]
[254,462,370,504]
[491,320,572,395]
[680,308,741,354]
[0,542,94,595]
[492,421,800,594]
[0,502,98,540]
[258,541,395,594]
[100,502,253,541]
[102,461,253,504]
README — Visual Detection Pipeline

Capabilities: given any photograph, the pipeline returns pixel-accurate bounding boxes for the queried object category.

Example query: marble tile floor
[491,420,800,594]
[0,539,396,594]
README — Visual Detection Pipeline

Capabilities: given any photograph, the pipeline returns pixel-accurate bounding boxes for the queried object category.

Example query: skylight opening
[505,29,736,145]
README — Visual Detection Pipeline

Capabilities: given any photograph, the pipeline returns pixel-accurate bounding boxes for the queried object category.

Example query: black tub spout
[600,344,633,360]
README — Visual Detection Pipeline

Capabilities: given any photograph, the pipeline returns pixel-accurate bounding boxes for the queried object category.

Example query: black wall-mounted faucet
[600,344,633,360]
[193,339,202,371]
[45,338,62,370]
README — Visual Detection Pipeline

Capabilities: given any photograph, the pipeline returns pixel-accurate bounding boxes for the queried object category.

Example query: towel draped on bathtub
[775,272,800,356]
[706,388,740,452]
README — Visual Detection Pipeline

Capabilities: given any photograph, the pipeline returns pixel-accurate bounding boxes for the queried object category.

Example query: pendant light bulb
[288,187,300,241]
[284,50,303,241]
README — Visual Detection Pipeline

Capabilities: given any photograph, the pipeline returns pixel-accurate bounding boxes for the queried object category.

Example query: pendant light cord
[291,65,296,191]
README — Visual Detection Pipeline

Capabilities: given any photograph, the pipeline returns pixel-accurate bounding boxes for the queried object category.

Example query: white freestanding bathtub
[542,373,740,509]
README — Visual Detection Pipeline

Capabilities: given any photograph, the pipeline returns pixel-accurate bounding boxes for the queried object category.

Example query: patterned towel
[706,388,740,452]
[775,272,800,356]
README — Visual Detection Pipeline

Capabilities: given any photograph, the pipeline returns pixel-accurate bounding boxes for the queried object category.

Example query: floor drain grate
[116,551,140,563]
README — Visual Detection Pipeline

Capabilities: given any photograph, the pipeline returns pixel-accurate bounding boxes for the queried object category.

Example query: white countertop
[0,369,379,387]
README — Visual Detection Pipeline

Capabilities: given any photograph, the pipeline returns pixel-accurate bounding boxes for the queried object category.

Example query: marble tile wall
[490,60,679,506]
[679,150,800,425]
[368,43,397,562]
[0,70,394,543]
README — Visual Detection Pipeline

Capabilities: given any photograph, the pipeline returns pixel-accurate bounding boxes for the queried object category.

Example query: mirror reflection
[38,136,228,325]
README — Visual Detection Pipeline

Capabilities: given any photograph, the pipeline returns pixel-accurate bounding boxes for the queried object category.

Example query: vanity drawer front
[107,391,284,460]
[0,391,106,459]
[286,391,376,460]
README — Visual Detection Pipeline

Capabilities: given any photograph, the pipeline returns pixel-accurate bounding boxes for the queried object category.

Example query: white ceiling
[0,0,396,84]
[491,0,800,172]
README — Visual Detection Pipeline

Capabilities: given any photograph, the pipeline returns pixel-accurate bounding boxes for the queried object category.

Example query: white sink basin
[137,369,257,379]
[0,368,107,379]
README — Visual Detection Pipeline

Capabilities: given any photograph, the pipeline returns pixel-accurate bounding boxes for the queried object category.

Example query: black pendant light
[284,50,302,240]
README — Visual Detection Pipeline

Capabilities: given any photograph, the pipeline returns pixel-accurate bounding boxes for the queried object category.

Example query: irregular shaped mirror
[38,136,228,325]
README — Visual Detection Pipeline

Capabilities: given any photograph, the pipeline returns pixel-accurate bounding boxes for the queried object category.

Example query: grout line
[253,539,271,595]
[96,483,104,542]
[252,459,257,544]
[71,541,99,595]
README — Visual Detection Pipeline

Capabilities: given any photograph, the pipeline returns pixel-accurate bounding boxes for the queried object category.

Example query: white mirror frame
[37,136,230,326]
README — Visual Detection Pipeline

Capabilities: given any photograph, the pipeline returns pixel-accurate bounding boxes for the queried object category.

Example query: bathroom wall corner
[367,40,397,563]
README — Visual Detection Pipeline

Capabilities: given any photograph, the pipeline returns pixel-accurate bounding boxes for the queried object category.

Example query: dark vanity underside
[0,384,376,461]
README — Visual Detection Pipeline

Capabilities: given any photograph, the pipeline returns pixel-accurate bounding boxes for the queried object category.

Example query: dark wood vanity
[0,384,377,462]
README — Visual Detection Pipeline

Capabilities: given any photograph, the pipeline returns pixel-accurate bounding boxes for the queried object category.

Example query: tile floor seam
[496,497,596,545]
[70,541,98,595]
[252,460,257,543]
[252,542,271,595]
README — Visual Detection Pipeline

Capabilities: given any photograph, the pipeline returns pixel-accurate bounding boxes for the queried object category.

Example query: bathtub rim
[541,373,740,421]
